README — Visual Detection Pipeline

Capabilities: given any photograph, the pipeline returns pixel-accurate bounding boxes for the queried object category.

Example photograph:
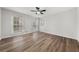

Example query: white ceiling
[4,7,73,17]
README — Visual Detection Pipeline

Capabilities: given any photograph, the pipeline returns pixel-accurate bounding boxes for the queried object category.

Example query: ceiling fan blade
[36,7,40,11]
[40,10,46,12]
[40,12,44,14]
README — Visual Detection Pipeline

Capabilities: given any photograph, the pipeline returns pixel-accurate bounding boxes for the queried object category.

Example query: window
[13,16,23,32]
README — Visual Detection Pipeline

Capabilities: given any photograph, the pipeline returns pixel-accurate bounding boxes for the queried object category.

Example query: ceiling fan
[31,7,46,14]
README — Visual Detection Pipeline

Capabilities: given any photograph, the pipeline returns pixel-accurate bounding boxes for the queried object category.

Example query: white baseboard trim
[41,31,77,40]
[0,38,2,40]
[1,32,32,39]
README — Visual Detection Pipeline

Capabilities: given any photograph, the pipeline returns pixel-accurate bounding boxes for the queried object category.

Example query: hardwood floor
[0,32,79,52]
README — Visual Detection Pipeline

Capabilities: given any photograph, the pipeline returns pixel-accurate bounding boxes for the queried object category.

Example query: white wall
[24,15,35,33]
[0,8,1,40]
[76,8,79,41]
[1,8,34,38]
[41,8,77,39]
[1,7,79,40]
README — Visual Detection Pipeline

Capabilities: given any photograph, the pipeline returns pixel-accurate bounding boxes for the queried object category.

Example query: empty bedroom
[0,7,79,52]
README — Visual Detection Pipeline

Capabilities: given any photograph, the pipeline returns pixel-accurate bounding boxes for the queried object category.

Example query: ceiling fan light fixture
[36,11,40,14]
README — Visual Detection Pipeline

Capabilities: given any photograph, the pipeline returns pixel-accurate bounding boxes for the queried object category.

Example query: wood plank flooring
[0,32,79,52]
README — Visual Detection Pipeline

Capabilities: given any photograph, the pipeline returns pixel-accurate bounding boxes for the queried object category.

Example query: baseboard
[1,32,32,39]
[0,37,1,40]
[41,31,77,40]
[1,31,78,42]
